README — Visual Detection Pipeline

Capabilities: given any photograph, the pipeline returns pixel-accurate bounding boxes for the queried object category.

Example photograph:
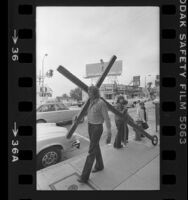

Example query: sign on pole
[133,76,140,86]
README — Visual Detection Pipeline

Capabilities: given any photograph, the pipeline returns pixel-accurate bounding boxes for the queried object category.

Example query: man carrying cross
[57,55,158,184]
[77,85,112,183]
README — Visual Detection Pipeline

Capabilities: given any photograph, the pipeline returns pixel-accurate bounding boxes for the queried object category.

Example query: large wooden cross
[57,55,158,146]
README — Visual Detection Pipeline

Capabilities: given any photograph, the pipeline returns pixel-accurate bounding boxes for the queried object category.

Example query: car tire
[37,119,46,123]
[37,147,61,170]
[76,143,80,149]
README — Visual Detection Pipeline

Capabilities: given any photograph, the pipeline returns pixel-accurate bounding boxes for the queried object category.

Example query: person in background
[134,101,148,141]
[114,95,129,148]
[77,86,112,183]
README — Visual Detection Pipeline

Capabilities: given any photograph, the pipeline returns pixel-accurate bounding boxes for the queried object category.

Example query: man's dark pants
[81,123,104,181]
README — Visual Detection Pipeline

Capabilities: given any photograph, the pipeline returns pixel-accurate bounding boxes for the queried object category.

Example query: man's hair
[139,101,145,106]
[116,95,128,105]
[88,85,100,99]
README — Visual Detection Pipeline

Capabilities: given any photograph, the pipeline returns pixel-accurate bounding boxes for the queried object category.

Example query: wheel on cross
[152,135,158,146]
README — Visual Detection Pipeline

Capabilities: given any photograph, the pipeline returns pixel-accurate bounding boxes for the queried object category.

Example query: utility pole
[100,59,104,73]
[41,53,48,98]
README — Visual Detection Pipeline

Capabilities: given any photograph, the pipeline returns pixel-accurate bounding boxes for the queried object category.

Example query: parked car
[37,123,80,169]
[127,99,137,108]
[77,101,84,107]
[126,97,149,108]
[37,102,83,124]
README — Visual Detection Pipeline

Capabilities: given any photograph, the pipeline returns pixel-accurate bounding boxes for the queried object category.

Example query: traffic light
[49,69,53,77]
[46,69,53,78]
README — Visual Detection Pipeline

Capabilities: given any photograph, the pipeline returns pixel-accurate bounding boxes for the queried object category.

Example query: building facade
[82,83,145,102]
[100,83,144,100]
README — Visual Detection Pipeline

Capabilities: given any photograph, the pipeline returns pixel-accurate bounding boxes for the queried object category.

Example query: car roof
[40,102,65,105]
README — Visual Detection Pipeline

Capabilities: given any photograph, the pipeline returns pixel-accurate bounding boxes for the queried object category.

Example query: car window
[55,103,69,111]
[39,105,49,112]
[47,104,56,111]
[37,106,43,112]
[37,104,56,112]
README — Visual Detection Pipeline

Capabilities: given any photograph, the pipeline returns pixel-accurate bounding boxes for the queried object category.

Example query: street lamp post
[145,74,151,88]
[144,74,152,99]
[145,76,146,88]
[41,53,48,98]
[100,59,104,73]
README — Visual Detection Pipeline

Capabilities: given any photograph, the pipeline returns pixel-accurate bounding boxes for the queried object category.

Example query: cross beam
[58,55,117,138]
[57,56,158,146]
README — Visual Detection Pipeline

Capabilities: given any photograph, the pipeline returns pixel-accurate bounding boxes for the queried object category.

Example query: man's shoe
[122,143,126,147]
[77,177,88,183]
[92,168,104,173]
[114,144,123,149]
[116,144,123,149]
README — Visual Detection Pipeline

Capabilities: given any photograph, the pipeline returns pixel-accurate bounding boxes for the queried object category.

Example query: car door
[54,103,71,123]
[37,105,44,121]
[41,104,58,123]
[37,104,52,121]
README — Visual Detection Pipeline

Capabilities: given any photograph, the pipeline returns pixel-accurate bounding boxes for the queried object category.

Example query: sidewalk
[37,140,159,190]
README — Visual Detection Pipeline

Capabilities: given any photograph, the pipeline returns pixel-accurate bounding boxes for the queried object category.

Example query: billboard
[85,60,123,78]
[133,76,140,86]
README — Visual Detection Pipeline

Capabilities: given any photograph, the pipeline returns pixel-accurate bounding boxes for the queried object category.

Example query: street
[60,101,159,162]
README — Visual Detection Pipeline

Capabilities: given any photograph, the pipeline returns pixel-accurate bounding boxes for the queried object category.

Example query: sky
[36,7,159,97]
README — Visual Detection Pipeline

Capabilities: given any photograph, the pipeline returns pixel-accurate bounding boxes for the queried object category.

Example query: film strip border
[161,1,187,200]
[8,0,186,200]
[160,3,179,200]
[8,1,35,200]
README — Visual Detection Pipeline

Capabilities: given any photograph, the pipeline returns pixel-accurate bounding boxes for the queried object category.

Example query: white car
[153,97,160,104]
[37,123,80,169]
[126,99,137,108]
[37,102,83,124]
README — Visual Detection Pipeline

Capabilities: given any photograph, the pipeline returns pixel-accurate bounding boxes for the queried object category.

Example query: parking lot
[61,101,159,162]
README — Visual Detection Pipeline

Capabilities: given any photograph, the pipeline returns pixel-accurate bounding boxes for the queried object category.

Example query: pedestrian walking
[134,101,148,141]
[77,86,112,183]
[114,95,129,148]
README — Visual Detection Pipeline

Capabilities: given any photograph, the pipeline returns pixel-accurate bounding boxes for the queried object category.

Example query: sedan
[37,123,80,169]
[126,99,137,108]
[37,102,83,124]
